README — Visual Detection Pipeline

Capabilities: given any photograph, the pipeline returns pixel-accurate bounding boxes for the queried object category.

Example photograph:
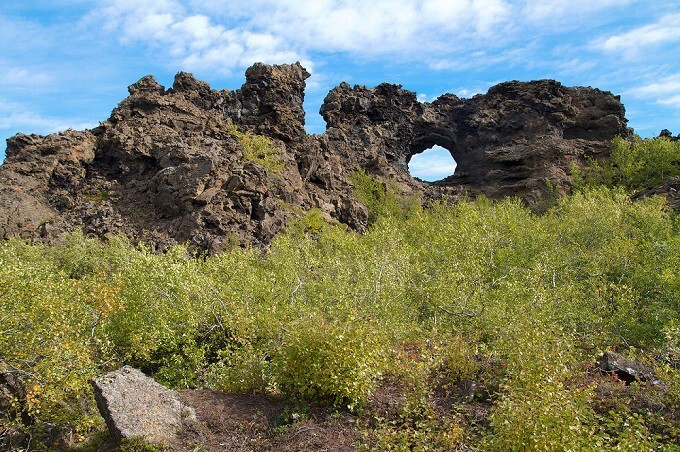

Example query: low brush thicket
[573,135,680,191]
[1,137,678,449]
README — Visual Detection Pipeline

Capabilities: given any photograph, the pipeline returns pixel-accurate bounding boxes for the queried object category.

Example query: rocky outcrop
[320,79,629,204]
[0,63,630,250]
[0,131,96,240]
[91,366,197,448]
[659,129,680,141]
[633,176,680,212]
[596,351,667,390]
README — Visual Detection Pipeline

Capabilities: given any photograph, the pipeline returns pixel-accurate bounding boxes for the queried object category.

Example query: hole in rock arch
[407,145,457,182]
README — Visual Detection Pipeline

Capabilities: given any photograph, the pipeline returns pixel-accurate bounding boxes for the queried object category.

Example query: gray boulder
[90,366,197,447]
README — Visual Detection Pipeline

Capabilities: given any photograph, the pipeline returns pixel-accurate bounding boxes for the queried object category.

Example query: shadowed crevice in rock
[0,62,630,251]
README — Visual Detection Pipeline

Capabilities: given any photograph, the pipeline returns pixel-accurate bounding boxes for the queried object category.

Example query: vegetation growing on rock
[228,124,284,173]
[574,135,680,191]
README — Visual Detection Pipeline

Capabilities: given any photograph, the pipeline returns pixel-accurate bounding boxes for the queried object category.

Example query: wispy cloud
[88,0,680,92]
[409,145,457,181]
[0,99,95,135]
[0,67,53,87]
[90,0,310,75]
[594,13,680,56]
[521,0,635,24]
[628,74,680,106]
[94,0,529,73]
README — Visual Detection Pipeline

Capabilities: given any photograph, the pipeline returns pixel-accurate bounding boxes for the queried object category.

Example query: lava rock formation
[0,63,630,251]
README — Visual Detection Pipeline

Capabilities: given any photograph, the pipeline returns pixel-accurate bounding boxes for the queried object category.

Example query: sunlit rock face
[0,63,629,251]
[320,79,629,202]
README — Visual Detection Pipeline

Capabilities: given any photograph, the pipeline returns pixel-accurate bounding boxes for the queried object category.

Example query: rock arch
[0,63,630,250]
[405,140,460,183]
[320,79,628,199]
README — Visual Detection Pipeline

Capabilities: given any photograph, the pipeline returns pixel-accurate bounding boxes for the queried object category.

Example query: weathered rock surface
[90,366,197,447]
[0,63,631,250]
[633,176,680,212]
[597,351,667,390]
[659,129,680,141]
[0,371,31,450]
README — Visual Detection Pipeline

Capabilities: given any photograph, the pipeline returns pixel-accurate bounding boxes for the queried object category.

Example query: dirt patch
[173,390,362,451]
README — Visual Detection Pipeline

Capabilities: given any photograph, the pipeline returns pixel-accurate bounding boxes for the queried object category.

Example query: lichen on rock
[91,366,198,448]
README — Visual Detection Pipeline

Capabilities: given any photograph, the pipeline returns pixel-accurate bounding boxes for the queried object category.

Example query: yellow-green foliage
[118,436,167,451]
[0,180,678,448]
[574,135,680,191]
[488,322,599,450]
[228,124,284,173]
[271,314,387,410]
[351,168,422,223]
[0,238,108,433]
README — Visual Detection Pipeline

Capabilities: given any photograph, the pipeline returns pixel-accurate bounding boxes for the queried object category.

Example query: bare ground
[172,390,363,451]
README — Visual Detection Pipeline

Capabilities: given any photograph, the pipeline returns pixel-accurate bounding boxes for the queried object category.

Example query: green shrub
[487,323,600,450]
[437,335,483,388]
[283,207,338,238]
[46,230,132,279]
[201,339,270,394]
[101,245,211,388]
[574,135,680,191]
[271,315,387,410]
[228,124,284,173]
[0,239,106,434]
[350,169,421,223]
[0,180,677,448]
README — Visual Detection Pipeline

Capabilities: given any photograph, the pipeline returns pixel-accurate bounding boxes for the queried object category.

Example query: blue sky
[409,146,457,181]
[1,1,679,180]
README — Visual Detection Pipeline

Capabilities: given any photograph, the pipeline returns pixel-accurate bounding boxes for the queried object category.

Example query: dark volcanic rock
[91,366,198,447]
[0,63,631,250]
[633,176,680,212]
[0,131,96,239]
[659,129,680,141]
[239,62,310,141]
[597,351,667,390]
[320,79,629,204]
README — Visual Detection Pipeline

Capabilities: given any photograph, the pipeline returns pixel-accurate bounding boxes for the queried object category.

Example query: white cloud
[99,0,181,37]
[0,99,95,135]
[93,0,669,82]
[522,0,634,23]
[0,68,53,87]
[428,43,538,71]
[628,74,680,106]
[96,0,524,77]
[408,145,458,181]
[93,0,308,75]
[204,0,513,52]
[454,87,483,97]
[596,13,680,55]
